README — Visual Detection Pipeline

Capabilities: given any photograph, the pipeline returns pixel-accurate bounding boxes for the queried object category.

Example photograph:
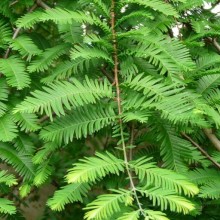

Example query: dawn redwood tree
[1,0,220,219]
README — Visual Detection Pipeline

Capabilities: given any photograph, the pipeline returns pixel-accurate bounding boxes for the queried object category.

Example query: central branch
[110,0,146,217]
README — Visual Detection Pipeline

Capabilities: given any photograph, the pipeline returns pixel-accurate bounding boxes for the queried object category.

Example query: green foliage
[0,56,31,89]
[47,183,91,211]
[14,77,113,119]
[0,115,18,142]
[1,0,220,219]
[66,151,124,183]
[0,199,16,215]
[9,35,42,59]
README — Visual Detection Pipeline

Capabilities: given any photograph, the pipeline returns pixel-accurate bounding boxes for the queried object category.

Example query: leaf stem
[181,132,220,169]
[203,128,220,151]
[3,0,50,60]
[3,4,38,59]
[110,0,146,217]
[36,0,51,10]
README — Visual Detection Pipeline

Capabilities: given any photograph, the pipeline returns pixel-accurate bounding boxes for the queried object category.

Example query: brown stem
[3,0,50,59]
[111,4,120,116]
[3,4,38,59]
[4,28,21,58]
[129,123,135,190]
[181,132,220,169]
[0,3,38,78]
[203,128,220,151]
[207,37,220,53]
[9,0,19,6]
[100,64,114,83]
[129,123,135,162]
[110,0,145,216]
[199,38,220,151]
[212,38,220,52]
[38,112,56,123]
[38,115,49,124]
[36,0,51,9]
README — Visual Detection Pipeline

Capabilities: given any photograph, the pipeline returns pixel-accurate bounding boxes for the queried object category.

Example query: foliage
[0,0,220,219]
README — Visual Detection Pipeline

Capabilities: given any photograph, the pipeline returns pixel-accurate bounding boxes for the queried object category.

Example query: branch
[207,37,220,53]
[36,0,51,9]
[181,132,220,169]
[4,0,51,60]
[0,3,38,77]
[100,64,114,83]
[213,38,220,52]
[38,112,56,123]
[9,0,19,6]
[3,4,38,59]
[110,0,146,217]
[129,123,135,161]
[200,37,220,151]
[38,115,50,124]
[4,28,21,58]
[4,0,50,59]
[203,128,220,151]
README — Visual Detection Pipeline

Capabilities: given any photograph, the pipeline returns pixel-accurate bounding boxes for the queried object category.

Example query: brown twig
[36,0,51,9]
[212,38,220,52]
[129,123,134,162]
[200,37,220,151]
[181,132,220,169]
[4,0,50,60]
[207,37,220,53]
[38,115,50,124]
[111,0,146,216]
[203,128,220,151]
[100,64,114,83]
[9,0,19,6]
[3,4,38,59]
[38,112,56,123]
[0,3,38,78]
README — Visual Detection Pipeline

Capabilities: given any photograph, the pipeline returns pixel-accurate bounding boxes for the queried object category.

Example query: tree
[1,0,220,219]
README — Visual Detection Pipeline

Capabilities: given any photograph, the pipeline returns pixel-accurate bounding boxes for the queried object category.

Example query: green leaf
[10,35,42,58]
[188,168,220,185]
[32,142,59,164]
[39,8,110,33]
[0,19,12,49]
[66,151,124,183]
[19,183,31,198]
[0,78,8,116]
[40,105,116,143]
[123,0,178,17]
[34,161,53,186]
[0,115,18,142]
[47,183,91,211]
[117,210,140,220]
[27,44,69,73]
[14,77,113,120]
[138,187,196,214]
[70,44,112,63]
[0,56,31,89]
[197,74,220,94]
[0,143,35,180]
[0,171,17,187]
[0,198,16,215]
[130,157,199,196]
[13,112,41,132]
[84,189,132,220]
[16,10,44,28]
[199,182,220,199]
[145,210,169,220]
